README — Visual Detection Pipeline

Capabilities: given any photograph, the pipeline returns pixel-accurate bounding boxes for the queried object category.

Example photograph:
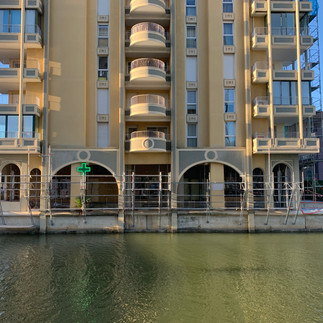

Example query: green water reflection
[1,233,323,322]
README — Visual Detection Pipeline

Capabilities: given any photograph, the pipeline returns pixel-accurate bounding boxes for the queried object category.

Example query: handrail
[130,94,165,106]
[253,27,311,36]
[253,61,269,70]
[253,96,269,105]
[0,132,40,139]
[131,22,165,36]
[0,24,41,35]
[0,94,40,105]
[129,130,166,140]
[131,58,165,70]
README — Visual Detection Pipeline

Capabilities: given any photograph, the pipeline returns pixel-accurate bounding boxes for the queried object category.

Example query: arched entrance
[253,168,265,209]
[178,164,209,208]
[29,168,41,209]
[51,163,118,209]
[273,163,292,208]
[224,165,242,208]
[1,164,20,201]
[177,163,242,209]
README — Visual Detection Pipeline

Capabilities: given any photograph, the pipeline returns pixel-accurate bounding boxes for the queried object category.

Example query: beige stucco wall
[48,0,88,148]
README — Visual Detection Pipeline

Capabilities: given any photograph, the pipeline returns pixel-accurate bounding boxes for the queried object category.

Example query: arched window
[1,164,20,201]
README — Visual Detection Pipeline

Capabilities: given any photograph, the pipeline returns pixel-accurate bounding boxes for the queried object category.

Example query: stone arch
[52,160,116,178]
[178,160,243,183]
[177,162,243,209]
[51,162,118,209]
[1,164,21,201]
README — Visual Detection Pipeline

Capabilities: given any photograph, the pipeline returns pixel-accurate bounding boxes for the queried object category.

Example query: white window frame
[225,122,236,147]
[223,0,233,13]
[224,89,235,113]
[187,124,198,148]
[98,24,109,47]
[186,0,196,16]
[98,56,108,80]
[223,23,234,46]
[187,90,197,114]
[186,25,197,48]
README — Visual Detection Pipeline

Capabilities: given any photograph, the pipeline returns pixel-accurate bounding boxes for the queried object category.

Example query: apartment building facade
[0,0,320,215]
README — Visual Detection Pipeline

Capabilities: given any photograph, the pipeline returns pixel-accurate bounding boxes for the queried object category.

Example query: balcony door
[271,13,295,35]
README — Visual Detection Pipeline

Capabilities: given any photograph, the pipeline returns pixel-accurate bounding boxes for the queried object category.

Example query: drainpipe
[18,0,25,141]
[295,1,304,141]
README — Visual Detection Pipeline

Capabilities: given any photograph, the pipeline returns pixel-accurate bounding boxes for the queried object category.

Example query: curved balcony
[128,131,167,152]
[130,94,166,117]
[130,58,166,84]
[130,0,166,15]
[130,22,165,48]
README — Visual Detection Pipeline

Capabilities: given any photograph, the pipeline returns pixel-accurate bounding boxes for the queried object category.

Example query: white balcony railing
[0,94,40,106]
[131,22,165,37]
[130,94,165,106]
[129,130,166,140]
[129,94,166,117]
[130,22,166,48]
[129,58,166,83]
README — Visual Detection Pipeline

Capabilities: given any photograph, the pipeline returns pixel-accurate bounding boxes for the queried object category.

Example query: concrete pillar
[39,212,47,233]
[20,161,28,211]
[117,182,125,233]
[248,211,255,233]
[209,163,224,209]
[70,163,81,208]
[170,212,177,233]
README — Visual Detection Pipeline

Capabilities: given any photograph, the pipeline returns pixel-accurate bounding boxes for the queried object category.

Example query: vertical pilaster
[295,1,303,140]
[267,0,274,140]
[243,0,254,209]
[118,0,125,227]
[18,0,25,140]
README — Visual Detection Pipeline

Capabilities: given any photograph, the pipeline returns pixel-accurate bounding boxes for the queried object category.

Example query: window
[98,56,108,80]
[224,89,235,112]
[97,0,109,15]
[223,55,235,78]
[186,57,197,81]
[98,24,108,47]
[23,115,36,138]
[223,23,233,46]
[225,122,236,146]
[301,82,311,105]
[187,91,197,114]
[147,127,168,135]
[273,81,297,105]
[187,124,197,147]
[186,26,196,48]
[0,10,21,32]
[186,0,196,16]
[0,115,36,138]
[271,13,295,36]
[223,0,233,13]
[25,10,41,34]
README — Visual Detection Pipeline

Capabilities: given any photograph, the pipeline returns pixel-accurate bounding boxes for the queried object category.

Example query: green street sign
[77,163,91,175]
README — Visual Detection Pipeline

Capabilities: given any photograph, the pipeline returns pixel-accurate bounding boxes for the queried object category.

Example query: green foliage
[74,196,91,208]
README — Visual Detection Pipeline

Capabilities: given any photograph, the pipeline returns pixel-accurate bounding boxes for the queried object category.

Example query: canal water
[1,233,323,323]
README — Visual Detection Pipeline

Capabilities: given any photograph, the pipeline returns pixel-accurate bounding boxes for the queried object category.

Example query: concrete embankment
[1,210,323,234]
